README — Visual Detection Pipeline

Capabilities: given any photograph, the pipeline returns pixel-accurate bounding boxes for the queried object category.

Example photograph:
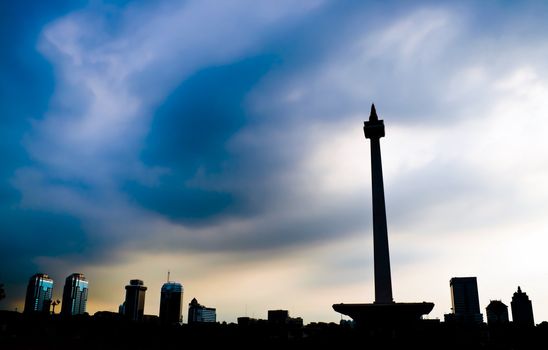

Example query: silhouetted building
[268,310,304,328]
[61,273,88,316]
[143,314,160,324]
[24,273,53,314]
[268,310,289,325]
[447,277,483,324]
[486,300,509,325]
[188,298,216,323]
[237,317,262,326]
[93,311,121,321]
[289,317,304,328]
[123,279,147,321]
[511,286,534,327]
[159,282,183,325]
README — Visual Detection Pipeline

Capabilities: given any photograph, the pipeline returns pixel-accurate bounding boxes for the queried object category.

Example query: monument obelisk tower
[364,104,393,304]
[333,104,433,325]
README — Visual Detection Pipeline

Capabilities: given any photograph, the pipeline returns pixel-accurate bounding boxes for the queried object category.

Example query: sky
[2,0,548,324]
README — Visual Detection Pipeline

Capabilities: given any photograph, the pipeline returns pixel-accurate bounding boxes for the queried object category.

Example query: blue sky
[2,0,548,322]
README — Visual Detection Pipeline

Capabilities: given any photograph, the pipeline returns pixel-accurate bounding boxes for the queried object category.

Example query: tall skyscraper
[24,273,54,314]
[188,298,216,323]
[61,273,88,316]
[124,279,147,321]
[159,281,184,325]
[486,300,509,325]
[511,286,534,327]
[449,277,483,324]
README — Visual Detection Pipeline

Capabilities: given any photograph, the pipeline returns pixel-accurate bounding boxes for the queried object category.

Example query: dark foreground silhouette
[2,311,548,349]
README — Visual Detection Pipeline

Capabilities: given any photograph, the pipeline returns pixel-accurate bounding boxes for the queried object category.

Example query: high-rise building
[486,300,509,325]
[61,273,88,316]
[123,279,147,321]
[268,310,289,325]
[188,298,216,323]
[24,273,54,314]
[511,286,534,327]
[448,277,483,324]
[159,281,184,325]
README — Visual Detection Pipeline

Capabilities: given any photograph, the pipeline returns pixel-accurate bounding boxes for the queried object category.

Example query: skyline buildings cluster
[19,272,218,326]
[445,277,535,327]
[15,271,539,326]
[24,273,88,317]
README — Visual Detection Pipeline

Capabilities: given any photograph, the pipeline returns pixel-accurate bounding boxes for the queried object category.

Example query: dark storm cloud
[0,209,85,282]
[0,0,84,179]
[121,2,389,226]
[0,0,89,288]
[126,56,280,224]
[1,0,343,290]
[166,191,370,253]
[0,1,497,258]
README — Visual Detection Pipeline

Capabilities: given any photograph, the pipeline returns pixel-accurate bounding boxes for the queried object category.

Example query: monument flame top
[363,104,385,139]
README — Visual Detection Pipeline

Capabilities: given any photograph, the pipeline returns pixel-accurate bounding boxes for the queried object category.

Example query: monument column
[333,104,433,324]
[364,104,393,304]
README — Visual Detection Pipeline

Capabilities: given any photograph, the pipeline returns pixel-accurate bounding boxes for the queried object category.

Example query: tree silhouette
[0,284,5,301]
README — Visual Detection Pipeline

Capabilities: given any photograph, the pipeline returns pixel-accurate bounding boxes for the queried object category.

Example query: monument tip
[370,104,379,121]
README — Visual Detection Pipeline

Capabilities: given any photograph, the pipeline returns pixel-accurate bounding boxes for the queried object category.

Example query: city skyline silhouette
[2,106,541,326]
[3,1,548,326]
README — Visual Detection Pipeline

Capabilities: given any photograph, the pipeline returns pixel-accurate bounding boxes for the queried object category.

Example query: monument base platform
[333,302,434,326]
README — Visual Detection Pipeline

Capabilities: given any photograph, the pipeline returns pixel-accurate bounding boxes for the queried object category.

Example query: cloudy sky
[2,0,548,323]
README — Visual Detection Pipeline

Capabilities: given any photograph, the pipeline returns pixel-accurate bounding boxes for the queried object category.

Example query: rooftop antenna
[167,270,170,283]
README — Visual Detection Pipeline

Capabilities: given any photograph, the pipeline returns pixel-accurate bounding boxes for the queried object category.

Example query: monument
[332,105,434,325]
